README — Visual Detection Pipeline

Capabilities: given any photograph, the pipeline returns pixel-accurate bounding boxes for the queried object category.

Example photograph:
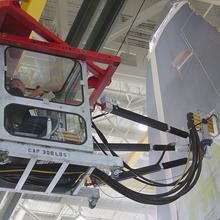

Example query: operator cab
[0,1,123,202]
[1,46,92,152]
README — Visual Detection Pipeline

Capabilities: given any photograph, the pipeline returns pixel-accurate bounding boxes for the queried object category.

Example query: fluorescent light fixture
[75,216,87,220]
[138,124,148,131]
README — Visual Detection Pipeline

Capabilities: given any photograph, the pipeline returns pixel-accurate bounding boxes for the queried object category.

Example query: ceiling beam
[116,64,146,78]
[108,0,169,42]
[13,197,153,216]
[84,0,128,51]
[63,198,150,214]
[55,204,68,220]
[113,71,146,86]
[19,203,42,220]
[0,192,7,209]
[104,88,146,97]
[65,0,102,47]
[103,42,148,86]
[94,121,143,141]
[103,41,147,55]
[0,192,21,220]
[196,0,220,6]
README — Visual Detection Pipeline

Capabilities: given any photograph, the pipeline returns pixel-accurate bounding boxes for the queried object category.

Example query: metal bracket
[0,150,9,164]
[80,80,85,86]
[0,65,7,72]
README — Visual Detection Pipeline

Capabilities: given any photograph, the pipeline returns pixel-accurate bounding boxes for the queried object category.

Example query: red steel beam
[0,0,121,107]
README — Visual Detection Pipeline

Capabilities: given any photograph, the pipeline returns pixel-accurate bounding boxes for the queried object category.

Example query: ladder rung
[15,158,37,191]
[45,162,69,194]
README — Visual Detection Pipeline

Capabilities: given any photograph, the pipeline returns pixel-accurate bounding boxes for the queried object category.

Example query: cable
[93,136,108,155]
[0,137,201,205]
[97,176,154,199]
[0,114,206,205]
[92,122,118,157]
[188,114,216,132]
[92,113,108,120]
[97,183,124,199]
[75,172,85,183]
[170,144,191,191]
[92,121,159,186]
[116,0,146,56]
[91,118,204,204]
[156,144,168,165]
[92,121,183,187]
[147,173,186,184]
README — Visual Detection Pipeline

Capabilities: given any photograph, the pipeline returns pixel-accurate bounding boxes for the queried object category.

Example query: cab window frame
[4,103,88,145]
[4,46,85,107]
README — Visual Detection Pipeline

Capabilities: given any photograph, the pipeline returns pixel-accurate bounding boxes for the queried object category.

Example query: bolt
[111,167,121,180]
[88,198,98,209]
[0,151,9,163]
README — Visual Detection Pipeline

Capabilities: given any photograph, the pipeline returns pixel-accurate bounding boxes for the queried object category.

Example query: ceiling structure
[0,0,220,219]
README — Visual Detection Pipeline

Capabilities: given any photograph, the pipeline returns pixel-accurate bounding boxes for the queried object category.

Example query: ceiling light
[75,216,87,220]
[138,124,148,131]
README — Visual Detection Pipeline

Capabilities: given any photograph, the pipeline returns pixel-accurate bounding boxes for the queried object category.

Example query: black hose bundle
[91,121,204,204]
[0,120,203,205]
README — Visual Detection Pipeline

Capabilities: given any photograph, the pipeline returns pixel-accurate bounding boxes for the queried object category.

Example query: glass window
[54,62,83,105]
[4,104,86,144]
[5,47,83,105]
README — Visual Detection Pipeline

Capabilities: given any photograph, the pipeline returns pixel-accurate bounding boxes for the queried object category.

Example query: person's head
[9,79,25,94]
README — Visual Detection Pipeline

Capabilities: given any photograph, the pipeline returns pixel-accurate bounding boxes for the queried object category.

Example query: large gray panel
[184,12,220,96]
[148,4,220,144]
[146,4,220,220]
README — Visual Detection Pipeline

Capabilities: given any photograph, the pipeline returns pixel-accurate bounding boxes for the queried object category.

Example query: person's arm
[28,87,44,98]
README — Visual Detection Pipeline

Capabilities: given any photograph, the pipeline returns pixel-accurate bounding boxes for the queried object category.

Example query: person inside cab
[5,79,58,138]
[8,79,44,98]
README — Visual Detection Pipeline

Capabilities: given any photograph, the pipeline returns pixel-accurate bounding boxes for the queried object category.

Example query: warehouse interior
[0,0,220,219]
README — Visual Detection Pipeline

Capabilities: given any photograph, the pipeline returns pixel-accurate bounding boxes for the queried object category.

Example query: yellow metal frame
[16,0,47,72]
[21,0,47,22]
